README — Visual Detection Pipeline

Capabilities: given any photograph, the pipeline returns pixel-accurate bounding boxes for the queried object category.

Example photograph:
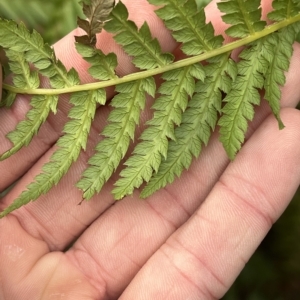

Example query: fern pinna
[0,0,300,217]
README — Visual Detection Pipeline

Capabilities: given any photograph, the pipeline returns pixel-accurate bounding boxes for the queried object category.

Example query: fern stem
[3,14,300,96]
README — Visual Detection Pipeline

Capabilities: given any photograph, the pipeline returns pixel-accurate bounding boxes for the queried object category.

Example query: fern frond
[218,39,268,159]
[75,43,118,81]
[149,0,224,55]
[77,78,155,199]
[113,64,205,199]
[77,1,174,199]
[0,91,17,108]
[5,49,40,90]
[0,89,103,218]
[268,0,300,22]
[263,26,298,129]
[0,18,80,160]
[0,68,78,160]
[217,0,266,38]
[263,1,300,128]
[218,0,300,159]
[104,1,174,69]
[0,49,56,160]
[0,49,38,108]
[0,18,76,88]
[1,0,300,215]
[114,0,226,199]
[141,54,237,198]
[76,0,115,46]
[74,43,121,199]
[0,95,58,161]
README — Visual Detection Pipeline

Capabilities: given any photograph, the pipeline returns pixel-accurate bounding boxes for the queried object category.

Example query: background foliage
[0,0,82,44]
[0,0,299,298]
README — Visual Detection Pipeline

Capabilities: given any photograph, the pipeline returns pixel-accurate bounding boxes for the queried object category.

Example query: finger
[119,108,300,299]
[0,0,177,191]
[3,0,300,252]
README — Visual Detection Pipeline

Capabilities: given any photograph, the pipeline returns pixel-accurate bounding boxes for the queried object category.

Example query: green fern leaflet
[0,0,300,217]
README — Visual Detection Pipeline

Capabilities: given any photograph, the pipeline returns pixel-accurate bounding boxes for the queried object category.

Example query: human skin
[0,0,300,299]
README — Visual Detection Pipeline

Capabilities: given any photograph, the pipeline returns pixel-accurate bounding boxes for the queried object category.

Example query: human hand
[1,0,300,299]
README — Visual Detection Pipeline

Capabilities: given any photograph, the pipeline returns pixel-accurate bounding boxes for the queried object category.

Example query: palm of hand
[1,0,300,299]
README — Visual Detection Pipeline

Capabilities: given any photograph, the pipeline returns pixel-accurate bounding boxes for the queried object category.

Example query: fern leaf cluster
[0,0,300,217]
[218,0,300,159]
[141,54,237,197]
[218,0,266,38]
[149,0,224,54]
[77,78,155,200]
[105,1,174,69]
[113,64,205,199]
[0,18,77,160]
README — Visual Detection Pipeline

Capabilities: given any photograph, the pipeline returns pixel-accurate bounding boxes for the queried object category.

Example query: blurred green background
[0,0,299,298]
[0,0,82,44]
